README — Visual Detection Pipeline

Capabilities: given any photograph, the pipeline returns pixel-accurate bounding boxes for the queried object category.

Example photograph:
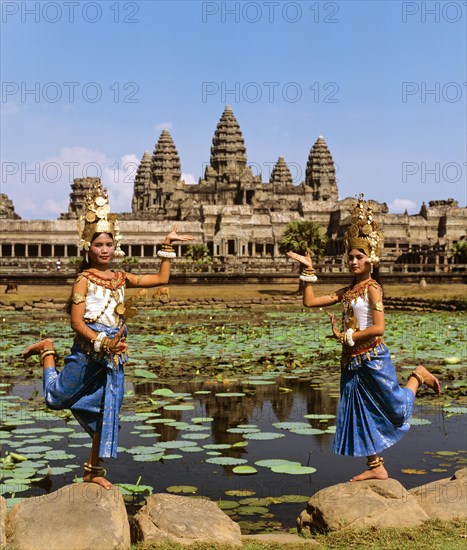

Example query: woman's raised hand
[22,338,54,360]
[286,248,314,269]
[164,225,195,244]
[329,313,342,341]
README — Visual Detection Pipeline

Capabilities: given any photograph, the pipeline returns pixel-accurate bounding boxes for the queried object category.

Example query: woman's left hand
[164,225,194,244]
[329,313,342,341]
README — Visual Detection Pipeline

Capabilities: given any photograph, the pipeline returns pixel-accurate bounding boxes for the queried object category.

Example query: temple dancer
[23,181,193,489]
[287,194,440,481]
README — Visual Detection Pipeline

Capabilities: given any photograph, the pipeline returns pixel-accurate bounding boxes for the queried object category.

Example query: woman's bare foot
[22,338,54,360]
[351,463,389,482]
[83,471,112,490]
[415,365,441,395]
[83,462,112,490]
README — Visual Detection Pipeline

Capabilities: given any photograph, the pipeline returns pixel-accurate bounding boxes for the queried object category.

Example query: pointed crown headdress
[344,193,383,266]
[77,181,124,257]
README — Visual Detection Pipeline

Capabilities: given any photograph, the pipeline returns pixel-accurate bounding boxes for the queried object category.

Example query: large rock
[7,483,130,549]
[297,478,429,533]
[133,493,242,546]
[408,467,467,520]
[1,496,6,549]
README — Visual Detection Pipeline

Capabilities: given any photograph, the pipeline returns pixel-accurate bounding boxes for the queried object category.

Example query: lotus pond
[1,307,466,533]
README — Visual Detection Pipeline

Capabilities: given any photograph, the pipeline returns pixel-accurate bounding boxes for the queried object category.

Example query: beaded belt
[341,338,383,367]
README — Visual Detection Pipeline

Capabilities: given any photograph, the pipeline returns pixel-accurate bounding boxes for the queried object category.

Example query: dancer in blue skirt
[287,194,440,481]
[22,181,193,489]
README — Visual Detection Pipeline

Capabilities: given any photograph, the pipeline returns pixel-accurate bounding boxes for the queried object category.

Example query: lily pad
[243,432,285,440]
[232,465,258,475]
[205,457,248,466]
[166,485,198,494]
[270,464,317,475]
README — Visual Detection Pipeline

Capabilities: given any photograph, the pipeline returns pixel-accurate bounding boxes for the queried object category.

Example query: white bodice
[346,295,373,331]
[83,280,125,328]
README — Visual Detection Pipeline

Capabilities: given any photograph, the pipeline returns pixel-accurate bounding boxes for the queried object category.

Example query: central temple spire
[207,105,247,180]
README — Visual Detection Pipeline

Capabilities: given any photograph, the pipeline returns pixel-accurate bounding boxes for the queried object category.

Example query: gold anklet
[367,456,384,470]
[408,370,424,386]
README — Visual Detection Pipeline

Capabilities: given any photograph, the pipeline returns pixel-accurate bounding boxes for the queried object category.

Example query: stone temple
[0,106,465,274]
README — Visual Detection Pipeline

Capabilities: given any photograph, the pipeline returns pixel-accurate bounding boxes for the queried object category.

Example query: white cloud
[154,121,173,133]
[5,147,140,219]
[388,199,418,214]
[182,172,197,184]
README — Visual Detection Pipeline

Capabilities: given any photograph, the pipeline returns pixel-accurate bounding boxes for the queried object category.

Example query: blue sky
[1,0,466,219]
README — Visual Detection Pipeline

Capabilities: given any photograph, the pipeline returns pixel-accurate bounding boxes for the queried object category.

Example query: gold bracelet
[39,349,57,366]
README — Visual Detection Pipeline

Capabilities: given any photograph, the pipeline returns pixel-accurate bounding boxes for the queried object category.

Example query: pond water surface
[1,308,465,533]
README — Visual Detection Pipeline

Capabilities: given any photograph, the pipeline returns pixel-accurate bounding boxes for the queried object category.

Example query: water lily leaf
[166,485,198,494]
[192,417,214,423]
[132,453,164,462]
[227,427,260,434]
[158,440,197,449]
[255,459,301,469]
[303,414,336,419]
[162,454,183,460]
[179,445,204,453]
[225,489,256,497]
[232,465,258,475]
[401,468,427,475]
[231,441,248,448]
[133,368,158,379]
[206,457,248,466]
[163,404,195,411]
[181,433,210,440]
[218,500,240,509]
[276,494,309,503]
[270,464,317,475]
[243,432,285,440]
[443,407,467,414]
[290,428,325,435]
[203,444,232,450]
[410,418,432,425]
[272,422,311,430]
[236,505,268,514]
[215,393,246,397]
[152,388,175,396]
[115,483,153,495]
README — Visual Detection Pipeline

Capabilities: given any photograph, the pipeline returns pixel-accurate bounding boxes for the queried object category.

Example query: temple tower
[0,194,21,219]
[151,129,182,186]
[201,106,261,206]
[305,136,338,201]
[60,177,101,219]
[131,151,152,214]
[270,157,293,186]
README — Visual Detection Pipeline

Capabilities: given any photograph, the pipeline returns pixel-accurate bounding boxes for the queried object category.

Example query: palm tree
[279,220,327,291]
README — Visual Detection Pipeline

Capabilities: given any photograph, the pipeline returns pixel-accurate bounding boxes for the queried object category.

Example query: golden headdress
[344,194,383,266]
[77,181,124,257]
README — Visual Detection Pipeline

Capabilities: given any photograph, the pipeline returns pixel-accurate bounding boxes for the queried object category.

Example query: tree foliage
[451,239,467,264]
[185,244,212,264]
[278,220,327,258]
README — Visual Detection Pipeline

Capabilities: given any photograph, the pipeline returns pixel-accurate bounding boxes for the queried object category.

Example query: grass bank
[132,518,466,549]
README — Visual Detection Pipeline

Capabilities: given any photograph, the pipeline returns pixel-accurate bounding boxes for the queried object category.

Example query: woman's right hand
[108,325,126,353]
[286,248,314,269]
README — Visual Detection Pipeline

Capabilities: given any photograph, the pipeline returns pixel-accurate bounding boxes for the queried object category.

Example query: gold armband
[372,301,384,312]
[72,293,86,305]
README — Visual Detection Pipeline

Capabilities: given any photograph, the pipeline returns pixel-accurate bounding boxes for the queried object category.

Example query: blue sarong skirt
[43,322,127,458]
[332,343,415,457]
